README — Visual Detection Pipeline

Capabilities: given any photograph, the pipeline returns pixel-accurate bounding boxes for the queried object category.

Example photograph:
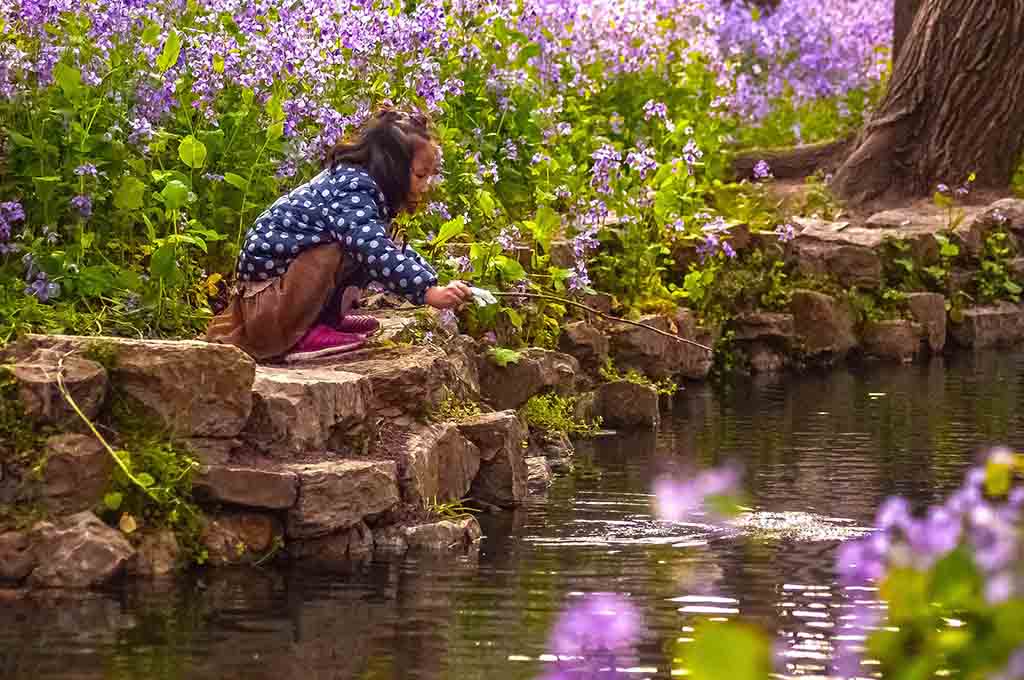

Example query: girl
[207,108,472,362]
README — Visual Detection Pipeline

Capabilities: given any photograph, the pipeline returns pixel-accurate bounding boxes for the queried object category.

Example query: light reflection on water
[1,352,1022,679]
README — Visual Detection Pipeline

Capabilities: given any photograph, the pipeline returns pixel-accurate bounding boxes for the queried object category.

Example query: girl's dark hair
[324,106,435,214]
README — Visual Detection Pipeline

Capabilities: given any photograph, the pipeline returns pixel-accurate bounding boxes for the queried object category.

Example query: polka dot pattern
[235,164,438,304]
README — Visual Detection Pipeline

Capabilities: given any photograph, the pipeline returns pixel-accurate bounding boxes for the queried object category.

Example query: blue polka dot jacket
[236,163,438,305]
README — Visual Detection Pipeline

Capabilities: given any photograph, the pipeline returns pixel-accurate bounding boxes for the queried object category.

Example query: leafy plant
[976,232,1022,303]
[520,393,600,438]
[599,357,679,397]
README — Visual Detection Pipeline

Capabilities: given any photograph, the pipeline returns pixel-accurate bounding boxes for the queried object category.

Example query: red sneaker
[336,313,381,336]
[284,325,367,363]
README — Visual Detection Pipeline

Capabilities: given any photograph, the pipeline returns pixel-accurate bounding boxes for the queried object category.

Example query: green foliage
[487,347,523,367]
[427,498,480,521]
[847,288,908,325]
[430,390,483,424]
[519,393,600,438]
[676,249,793,323]
[680,622,773,680]
[599,357,678,396]
[976,232,1021,304]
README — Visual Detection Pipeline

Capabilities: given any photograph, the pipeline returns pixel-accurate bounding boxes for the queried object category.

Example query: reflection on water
[2,353,1022,680]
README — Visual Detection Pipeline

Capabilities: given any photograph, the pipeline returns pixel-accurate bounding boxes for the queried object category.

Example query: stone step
[374,422,481,507]
[20,334,255,438]
[950,303,1024,348]
[458,411,529,507]
[283,460,399,539]
[244,366,372,456]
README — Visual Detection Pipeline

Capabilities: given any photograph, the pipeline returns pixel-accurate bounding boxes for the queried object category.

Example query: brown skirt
[206,243,359,360]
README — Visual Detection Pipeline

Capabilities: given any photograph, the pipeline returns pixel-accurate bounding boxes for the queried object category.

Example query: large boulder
[526,457,553,491]
[288,522,374,565]
[284,460,399,538]
[333,344,479,418]
[478,349,578,410]
[7,348,107,427]
[244,366,372,457]
[25,335,255,438]
[558,322,610,372]
[594,381,660,429]
[953,199,1023,258]
[907,292,947,353]
[28,511,135,588]
[860,320,925,362]
[788,218,884,288]
[731,312,795,343]
[194,464,299,510]
[0,530,36,582]
[459,411,528,507]
[666,309,718,380]
[790,290,857,360]
[949,304,1024,348]
[40,433,113,514]
[607,311,716,381]
[376,423,480,506]
[201,512,282,566]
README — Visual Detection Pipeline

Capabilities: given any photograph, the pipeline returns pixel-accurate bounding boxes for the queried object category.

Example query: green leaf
[488,347,522,367]
[135,473,156,488]
[516,42,542,65]
[493,255,526,282]
[149,243,178,280]
[103,492,123,511]
[156,30,182,72]
[432,215,466,248]
[929,548,981,608]
[53,63,82,99]
[223,172,249,191]
[161,180,190,210]
[685,622,772,680]
[477,189,496,217]
[141,22,161,45]
[213,54,225,73]
[267,122,284,141]
[177,135,208,169]
[113,176,146,212]
[504,307,523,330]
[8,130,35,148]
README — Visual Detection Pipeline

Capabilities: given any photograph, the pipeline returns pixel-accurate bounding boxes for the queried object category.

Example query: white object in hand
[469,286,498,307]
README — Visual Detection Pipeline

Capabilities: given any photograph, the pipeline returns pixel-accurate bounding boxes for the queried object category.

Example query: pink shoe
[284,325,367,363]
[336,313,381,336]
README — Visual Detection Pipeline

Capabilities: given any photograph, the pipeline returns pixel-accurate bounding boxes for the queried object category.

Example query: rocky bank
[2,199,1024,590]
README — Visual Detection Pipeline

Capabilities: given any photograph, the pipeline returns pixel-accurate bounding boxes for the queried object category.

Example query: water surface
[3,352,1022,680]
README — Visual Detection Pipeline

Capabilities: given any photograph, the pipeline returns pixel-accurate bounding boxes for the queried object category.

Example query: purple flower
[547,593,641,659]
[25,272,60,302]
[653,465,742,524]
[70,194,92,218]
[1,201,25,224]
[590,144,621,194]
[452,255,472,273]
[642,99,668,121]
[203,172,225,182]
[625,146,657,179]
[875,496,912,530]
[437,308,458,333]
[74,163,98,176]
[428,202,451,219]
[937,183,951,194]
[752,159,773,180]
[775,223,796,243]
[496,226,521,251]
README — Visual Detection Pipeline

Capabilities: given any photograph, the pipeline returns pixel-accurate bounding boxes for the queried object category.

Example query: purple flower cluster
[496,226,521,251]
[541,592,642,678]
[70,194,92,219]
[752,159,772,180]
[653,464,742,524]
[0,200,26,248]
[625,144,658,180]
[590,144,621,194]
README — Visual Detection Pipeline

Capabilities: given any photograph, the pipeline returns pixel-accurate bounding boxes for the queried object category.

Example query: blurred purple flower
[653,465,741,524]
[775,223,796,243]
[70,194,92,218]
[428,201,451,219]
[752,159,772,180]
[547,592,641,659]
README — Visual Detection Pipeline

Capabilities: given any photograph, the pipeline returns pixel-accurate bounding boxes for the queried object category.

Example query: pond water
[3,352,1023,680]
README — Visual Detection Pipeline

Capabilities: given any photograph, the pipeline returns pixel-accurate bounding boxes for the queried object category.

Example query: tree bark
[893,0,923,64]
[832,0,1024,206]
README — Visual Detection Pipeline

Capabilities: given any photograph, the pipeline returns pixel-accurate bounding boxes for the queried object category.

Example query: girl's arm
[333,189,437,305]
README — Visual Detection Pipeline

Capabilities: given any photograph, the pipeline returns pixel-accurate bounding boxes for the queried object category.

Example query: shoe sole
[283,340,366,363]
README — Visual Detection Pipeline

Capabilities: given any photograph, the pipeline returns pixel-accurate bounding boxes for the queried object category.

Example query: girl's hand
[425,281,473,309]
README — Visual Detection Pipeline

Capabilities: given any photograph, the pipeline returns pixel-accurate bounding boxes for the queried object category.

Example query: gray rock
[128,529,180,577]
[731,312,795,343]
[861,320,924,362]
[789,218,884,288]
[558,322,610,371]
[907,292,947,353]
[866,206,984,231]
[459,411,529,508]
[378,423,480,507]
[528,430,574,464]
[40,433,113,514]
[373,525,409,557]
[244,366,372,456]
[607,314,675,379]
[201,512,282,566]
[668,309,718,380]
[194,464,299,510]
[288,522,374,565]
[25,335,255,438]
[285,460,400,538]
[526,457,553,490]
[8,348,107,427]
[953,200,1023,257]
[183,437,238,465]
[478,348,579,410]
[404,517,482,552]
[949,303,1024,348]
[0,530,36,582]
[790,290,857,360]
[333,345,479,418]
[29,511,135,588]
[594,381,660,429]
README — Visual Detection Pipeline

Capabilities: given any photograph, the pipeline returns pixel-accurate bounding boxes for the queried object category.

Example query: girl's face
[408,140,439,212]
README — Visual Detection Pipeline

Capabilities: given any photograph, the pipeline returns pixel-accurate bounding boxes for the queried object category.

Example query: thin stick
[491,292,714,353]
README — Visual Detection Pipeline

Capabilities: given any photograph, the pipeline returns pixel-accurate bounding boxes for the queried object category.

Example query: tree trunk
[832,0,1024,206]
[893,0,923,64]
